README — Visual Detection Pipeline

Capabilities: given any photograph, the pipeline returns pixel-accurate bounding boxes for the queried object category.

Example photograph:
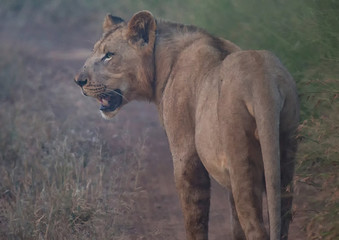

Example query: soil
[0,18,310,239]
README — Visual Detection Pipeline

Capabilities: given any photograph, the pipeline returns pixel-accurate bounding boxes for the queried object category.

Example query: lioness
[74,11,299,240]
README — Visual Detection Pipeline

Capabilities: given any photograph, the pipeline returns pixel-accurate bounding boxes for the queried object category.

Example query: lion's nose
[74,73,88,87]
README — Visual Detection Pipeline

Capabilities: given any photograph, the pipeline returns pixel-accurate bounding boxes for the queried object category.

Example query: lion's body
[75,12,299,240]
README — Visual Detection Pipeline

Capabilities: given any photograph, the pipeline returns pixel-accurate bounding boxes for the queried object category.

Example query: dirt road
[0,19,308,239]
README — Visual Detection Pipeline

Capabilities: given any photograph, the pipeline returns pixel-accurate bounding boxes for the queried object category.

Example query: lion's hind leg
[229,192,246,240]
[279,92,299,240]
[280,131,298,240]
[224,113,268,240]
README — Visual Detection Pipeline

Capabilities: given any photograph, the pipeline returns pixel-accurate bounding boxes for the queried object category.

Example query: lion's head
[74,11,156,119]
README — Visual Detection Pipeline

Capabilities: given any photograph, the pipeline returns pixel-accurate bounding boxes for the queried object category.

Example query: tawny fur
[75,11,299,240]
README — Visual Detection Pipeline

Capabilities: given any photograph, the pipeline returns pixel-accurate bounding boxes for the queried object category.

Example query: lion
[74,11,299,240]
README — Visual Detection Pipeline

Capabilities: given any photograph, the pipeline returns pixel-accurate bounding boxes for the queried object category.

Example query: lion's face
[74,11,157,119]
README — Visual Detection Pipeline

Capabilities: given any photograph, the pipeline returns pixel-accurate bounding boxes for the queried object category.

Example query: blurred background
[0,0,338,239]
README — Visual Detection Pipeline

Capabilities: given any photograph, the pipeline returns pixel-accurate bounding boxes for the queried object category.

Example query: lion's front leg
[173,152,210,240]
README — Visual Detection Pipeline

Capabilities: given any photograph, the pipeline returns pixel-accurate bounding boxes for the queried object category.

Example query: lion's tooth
[102,98,109,106]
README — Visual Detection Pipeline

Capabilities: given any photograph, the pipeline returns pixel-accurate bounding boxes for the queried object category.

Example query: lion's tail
[254,82,283,240]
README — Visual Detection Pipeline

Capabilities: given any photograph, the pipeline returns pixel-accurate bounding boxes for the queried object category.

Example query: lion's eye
[101,52,114,62]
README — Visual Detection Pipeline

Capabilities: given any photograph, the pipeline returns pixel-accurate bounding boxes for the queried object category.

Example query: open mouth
[98,89,123,112]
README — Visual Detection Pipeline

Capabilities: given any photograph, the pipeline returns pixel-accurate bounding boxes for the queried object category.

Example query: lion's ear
[103,14,124,32]
[127,11,156,50]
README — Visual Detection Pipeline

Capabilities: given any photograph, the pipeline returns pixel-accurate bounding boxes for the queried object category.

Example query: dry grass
[296,93,339,239]
[0,45,150,240]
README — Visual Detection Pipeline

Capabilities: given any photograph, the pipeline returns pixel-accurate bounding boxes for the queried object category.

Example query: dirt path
[0,21,308,239]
